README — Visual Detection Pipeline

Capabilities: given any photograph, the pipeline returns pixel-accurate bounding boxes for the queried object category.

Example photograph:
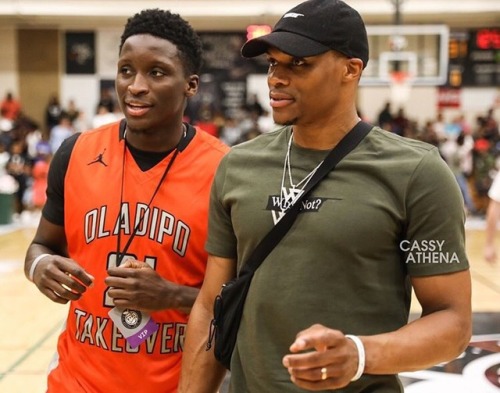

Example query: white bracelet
[345,334,365,381]
[29,254,51,282]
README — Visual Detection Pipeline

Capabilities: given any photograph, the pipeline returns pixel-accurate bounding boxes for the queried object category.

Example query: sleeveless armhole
[42,133,81,226]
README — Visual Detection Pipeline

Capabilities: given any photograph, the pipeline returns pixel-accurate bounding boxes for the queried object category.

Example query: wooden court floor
[0,215,499,392]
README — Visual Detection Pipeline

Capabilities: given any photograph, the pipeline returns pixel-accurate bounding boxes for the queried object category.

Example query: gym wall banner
[65,32,96,75]
[186,32,267,121]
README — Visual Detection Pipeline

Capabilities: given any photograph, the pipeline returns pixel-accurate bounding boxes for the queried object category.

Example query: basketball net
[389,71,413,106]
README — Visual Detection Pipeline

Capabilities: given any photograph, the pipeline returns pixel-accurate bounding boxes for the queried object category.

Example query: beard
[275,117,297,127]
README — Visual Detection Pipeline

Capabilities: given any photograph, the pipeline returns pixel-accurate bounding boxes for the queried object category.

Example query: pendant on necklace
[278,130,323,219]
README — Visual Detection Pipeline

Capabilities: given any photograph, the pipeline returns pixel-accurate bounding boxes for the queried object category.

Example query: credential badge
[121,309,142,329]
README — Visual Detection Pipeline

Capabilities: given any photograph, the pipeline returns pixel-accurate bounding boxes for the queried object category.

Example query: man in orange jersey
[24,9,228,392]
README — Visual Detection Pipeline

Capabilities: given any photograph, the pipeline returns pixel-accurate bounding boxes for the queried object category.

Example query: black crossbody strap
[240,121,372,276]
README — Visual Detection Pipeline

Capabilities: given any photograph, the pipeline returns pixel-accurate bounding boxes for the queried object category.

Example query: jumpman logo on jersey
[271,187,303,225]
[87,149,108,167]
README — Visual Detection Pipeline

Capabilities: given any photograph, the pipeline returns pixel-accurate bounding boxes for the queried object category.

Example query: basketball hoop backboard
[361,25,450,86]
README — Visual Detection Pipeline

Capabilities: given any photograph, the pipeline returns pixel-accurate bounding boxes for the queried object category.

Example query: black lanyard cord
[116,131,182,266]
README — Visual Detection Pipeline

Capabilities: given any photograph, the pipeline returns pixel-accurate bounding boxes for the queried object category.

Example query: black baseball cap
[241,0,369,68]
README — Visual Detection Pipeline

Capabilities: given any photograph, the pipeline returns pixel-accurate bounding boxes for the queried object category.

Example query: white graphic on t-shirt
[272,187,303,224]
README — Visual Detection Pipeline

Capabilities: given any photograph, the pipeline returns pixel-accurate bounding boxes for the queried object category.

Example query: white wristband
[29,254,51,282]
[345,334,365,381]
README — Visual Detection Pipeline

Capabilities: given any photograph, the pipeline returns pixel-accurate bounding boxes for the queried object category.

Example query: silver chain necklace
[280,131,324,212]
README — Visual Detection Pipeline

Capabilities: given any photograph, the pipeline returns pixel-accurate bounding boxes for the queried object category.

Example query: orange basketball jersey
[46,122,228,392]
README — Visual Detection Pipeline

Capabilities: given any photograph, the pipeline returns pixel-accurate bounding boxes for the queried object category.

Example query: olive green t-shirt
[206,125,469,393]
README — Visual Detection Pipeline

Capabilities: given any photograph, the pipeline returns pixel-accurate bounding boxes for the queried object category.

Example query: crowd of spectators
[0,91,122,221]
[374,102,499,215]
[0,89,498,223]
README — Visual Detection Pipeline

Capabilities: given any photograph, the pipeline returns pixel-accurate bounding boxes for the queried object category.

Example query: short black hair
[119,8,203,75]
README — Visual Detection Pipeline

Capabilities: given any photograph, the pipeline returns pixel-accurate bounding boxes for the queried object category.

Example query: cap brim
[241,31,330,58]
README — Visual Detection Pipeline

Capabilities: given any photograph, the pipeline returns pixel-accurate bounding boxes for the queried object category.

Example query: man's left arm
[283,270,471,390]
[362,269,471,374]
[360,149,473,373]
[105,259,200,313]
[360,147,472,372]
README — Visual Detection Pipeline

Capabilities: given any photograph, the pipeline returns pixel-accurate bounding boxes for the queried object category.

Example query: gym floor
[0,215,499,392]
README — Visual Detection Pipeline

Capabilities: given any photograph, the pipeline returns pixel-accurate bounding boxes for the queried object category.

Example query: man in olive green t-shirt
[180,1,472,392]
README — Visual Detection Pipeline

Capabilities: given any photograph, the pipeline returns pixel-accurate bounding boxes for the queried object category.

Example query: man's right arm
[180,254,237,393]
[25,217,94,304]
[484,198,500,263]
[25,132,93,303]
